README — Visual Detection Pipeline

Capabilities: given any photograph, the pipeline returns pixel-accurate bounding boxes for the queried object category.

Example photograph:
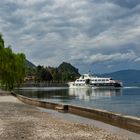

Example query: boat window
[98,79,101,81]
[95,79,97,81]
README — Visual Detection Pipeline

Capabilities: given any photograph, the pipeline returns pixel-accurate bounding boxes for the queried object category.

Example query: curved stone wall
[11,92,140,134]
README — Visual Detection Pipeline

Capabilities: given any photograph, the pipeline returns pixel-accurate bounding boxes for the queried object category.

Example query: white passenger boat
[68,74,122,88]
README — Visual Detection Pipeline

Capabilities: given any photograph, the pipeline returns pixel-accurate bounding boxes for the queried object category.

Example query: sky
[0,0,140,74]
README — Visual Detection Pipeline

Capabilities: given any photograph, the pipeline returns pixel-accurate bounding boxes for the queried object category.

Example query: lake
[16,87,140,117]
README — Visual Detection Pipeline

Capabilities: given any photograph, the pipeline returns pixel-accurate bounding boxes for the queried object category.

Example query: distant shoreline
[20,82,68,87]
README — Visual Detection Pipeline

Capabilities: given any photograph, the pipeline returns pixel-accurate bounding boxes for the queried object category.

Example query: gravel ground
[0,91,130,140]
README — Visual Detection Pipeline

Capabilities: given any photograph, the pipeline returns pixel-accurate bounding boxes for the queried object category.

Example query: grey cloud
[70,50,137,64]
[0,0,140,73]
[107,0,140,9]
[89,0,140,8]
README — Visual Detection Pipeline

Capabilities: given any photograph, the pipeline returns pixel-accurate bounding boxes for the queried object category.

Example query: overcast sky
[0,0,140,74]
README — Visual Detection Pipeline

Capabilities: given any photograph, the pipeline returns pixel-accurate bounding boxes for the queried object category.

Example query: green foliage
[26,62,80,82]
[48,67,61,81]
[35,66,53,82]
[0,34,4,49]
[0,35,26,90]
[26,67,36,77]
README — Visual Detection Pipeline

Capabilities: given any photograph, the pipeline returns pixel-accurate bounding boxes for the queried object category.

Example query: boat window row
[91,79,110,82]
[76,80,85,82]
[73,84,84,86]
[76,79,110,82]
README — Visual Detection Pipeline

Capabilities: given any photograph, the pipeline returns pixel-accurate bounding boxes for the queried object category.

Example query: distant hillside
[25,61,80,81]
[100,69,140,86]
[25,59,36,68]
[58,62,80,75]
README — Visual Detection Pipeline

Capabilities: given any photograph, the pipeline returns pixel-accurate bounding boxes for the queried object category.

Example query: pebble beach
[0,90,136,140]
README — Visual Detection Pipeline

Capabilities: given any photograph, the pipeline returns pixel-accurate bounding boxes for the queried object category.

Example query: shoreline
[39,107,140,140]
[12,91,140,134]
[0,90,136,140]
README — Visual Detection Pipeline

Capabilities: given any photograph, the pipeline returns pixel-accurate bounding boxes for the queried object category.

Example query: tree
[47,67,61,81]
[35,66,53,82]
[0,34,4,80]
[0,35,26,90]
[0,33,4,49]
[14,53,26,86]
[35,65,43,82]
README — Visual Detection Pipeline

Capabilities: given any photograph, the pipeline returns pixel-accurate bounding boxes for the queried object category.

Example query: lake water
[16,87,140,117]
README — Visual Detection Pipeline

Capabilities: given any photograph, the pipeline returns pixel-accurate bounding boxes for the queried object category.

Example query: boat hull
[68,82,122,89]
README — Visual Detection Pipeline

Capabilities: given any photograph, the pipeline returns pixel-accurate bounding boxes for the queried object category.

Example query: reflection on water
[68,88,122,101]
[16,87,140,117]
[17,87,70,101]
[17,88,122,101]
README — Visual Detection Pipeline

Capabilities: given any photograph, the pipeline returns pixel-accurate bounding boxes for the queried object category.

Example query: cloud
[4,0,47,6]
[0,0,140,73]
[107,0,140,9]
[134,57,140,62]
[70,50,137,64]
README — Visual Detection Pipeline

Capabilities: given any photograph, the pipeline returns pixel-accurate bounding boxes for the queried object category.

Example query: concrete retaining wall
[11,92,140,134]
[13,93,58,110]
[68,105,140,134]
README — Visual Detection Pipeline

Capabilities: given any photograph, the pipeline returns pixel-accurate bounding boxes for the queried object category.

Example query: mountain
[25,59,36,68]
[58,62,80,74]
[100,69,140,86]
